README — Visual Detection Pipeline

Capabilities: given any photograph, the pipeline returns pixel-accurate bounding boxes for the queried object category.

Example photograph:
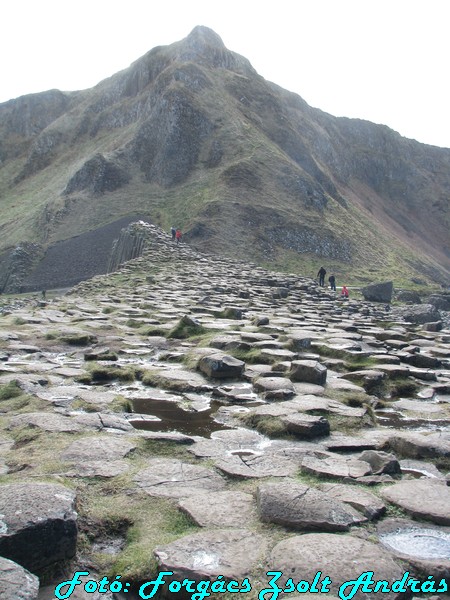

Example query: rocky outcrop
[64,153,130,195]
[0,482,77,574]
[1,27,449,290]
[361,281,393,303]
[107,221,157,273]
[0,242,44,294]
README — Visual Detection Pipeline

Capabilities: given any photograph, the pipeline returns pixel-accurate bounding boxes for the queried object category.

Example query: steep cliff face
[0,26,448,292]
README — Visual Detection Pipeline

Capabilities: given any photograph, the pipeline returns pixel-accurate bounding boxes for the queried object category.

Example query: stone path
[0,223,449,597]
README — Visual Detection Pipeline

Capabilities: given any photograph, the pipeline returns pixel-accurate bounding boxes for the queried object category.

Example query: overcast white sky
[2,0,449,148]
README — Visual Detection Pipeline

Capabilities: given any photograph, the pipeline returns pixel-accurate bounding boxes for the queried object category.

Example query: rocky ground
[0,224,449,600]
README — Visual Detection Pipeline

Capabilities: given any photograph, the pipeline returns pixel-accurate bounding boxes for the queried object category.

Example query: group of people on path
[170,227,182,244]
[317,266,349,298]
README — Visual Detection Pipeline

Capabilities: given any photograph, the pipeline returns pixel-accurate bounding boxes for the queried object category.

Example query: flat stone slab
[8,412,83,433]
[380,479,450,525]
[148,368,214,392]
[268,533,403,599]
[302,453,372,479]
[257,480,365,531]
[155,528,269,580]
[318,483,386,520]
[0,482,77,574]
[178,491,257,528]
[134,458,226,498]
[64,460,130,478]
[60,435,136,462]
[214,450,299,479]
[384,431,450,460]
[0,556,39,600]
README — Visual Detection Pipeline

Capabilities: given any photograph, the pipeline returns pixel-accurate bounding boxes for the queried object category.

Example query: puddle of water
[379,528,450,560]
[130,398,230,438]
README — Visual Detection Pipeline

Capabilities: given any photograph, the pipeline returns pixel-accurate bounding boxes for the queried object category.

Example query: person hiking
[175,229,182,244]
[328,274,336,291]
[317,266,326,287]
[171,226,176,241]
[341,285,349,299]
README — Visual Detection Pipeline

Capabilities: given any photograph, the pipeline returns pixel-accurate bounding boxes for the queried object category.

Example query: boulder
[0,557,39,600]
[253,376,295,399]
[358,450,401,476]
[361,281,393,303]
[198,353,245,379]
[280,413,330,439]
[289,360,327,385]
[257,480,366,531]
[0,482,77,574]
[396,290,421,304]
[401,304,441,324]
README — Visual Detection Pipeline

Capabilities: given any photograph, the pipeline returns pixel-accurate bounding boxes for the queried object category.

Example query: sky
[2,0,449,148]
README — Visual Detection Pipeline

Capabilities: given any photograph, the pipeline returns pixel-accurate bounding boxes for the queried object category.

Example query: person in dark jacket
[317,266,326,287]
[171,226,176,241]
[328,274,336,291]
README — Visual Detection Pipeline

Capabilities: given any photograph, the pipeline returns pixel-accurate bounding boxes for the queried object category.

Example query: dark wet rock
[378,518,450,579]
[402,352,441,369]
[0,482,77,574]
[323,433,382,453]
[285,332,312,350]
[358,450,401,476]
[301,453,372,480]
[396,290,421,303]
[380,479,450,525]
[400,304,441,324]
[253,376,295,399]
[134,458,226,498]
[257,480,366,531]
[427,294,450,311]
[178,491,257,527]
[268,533,403,599]
[318,483,386,519]
[361,281,393,303]
[280,413,330,439]
[155,528,268,580]
[198,353,245,379]
[289,360,327,385]
[0,556,39,600]
[341,369,386,392]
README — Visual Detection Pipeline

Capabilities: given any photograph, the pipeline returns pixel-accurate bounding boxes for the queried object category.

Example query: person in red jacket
[341,285,349,298]
[175,229,182,244]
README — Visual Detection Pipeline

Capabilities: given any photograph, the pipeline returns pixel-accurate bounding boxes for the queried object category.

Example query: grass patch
[78,363,141,384]
[59,333,98,346]
[229,347,271,364]
[238,413,289,438]
[167,316,207,339]
[0,380,22,401]
[78,482,198,582]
